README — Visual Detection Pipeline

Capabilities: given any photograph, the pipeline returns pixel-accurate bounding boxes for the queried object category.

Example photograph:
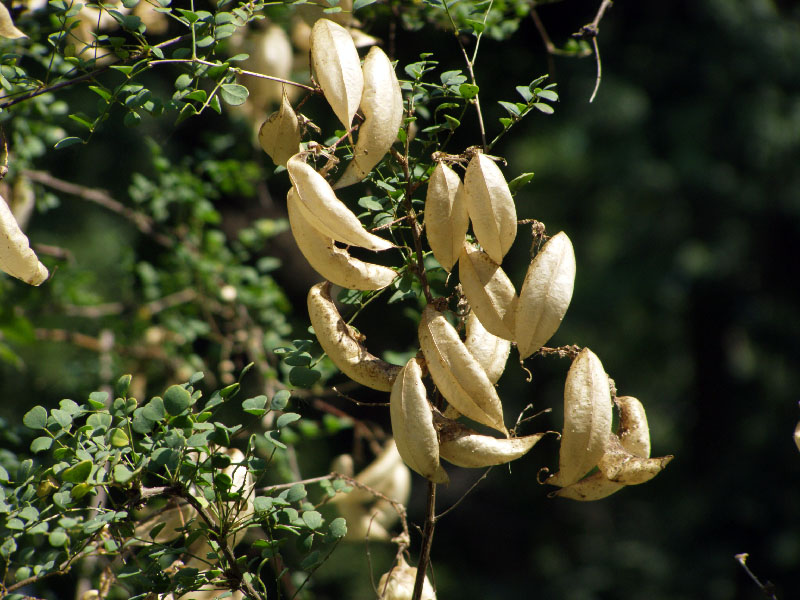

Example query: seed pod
[464,311,511,385]
[378,556,437,600]
[548,348,613,488]
[390,358,448,483]
[424,163,469,272]
[418,305,507,436]
[458,243,517,340]
[436,414,543,468]
[259,90,302,167]
[598,434,673,485]
[238,24,294,111]
[287,154,393,251]
[463,153,517,264]
[616,396,651,458]
[0,194,48,285]
[0,3,27,39]
[553,471,624,501]
[134,502,197,544]
[334,46,404,189]
[310,18,364,129]
[287,189,397,290]
[307,281,401,391]
[515,231,576,359]
[795,421,800,453]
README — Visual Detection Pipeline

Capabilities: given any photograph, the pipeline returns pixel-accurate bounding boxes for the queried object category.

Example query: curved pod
[0,195,48,285]
[437,416,543,468]
[310,18,363,129]
[464,311,511,385]
[424,163,469,272]
[459,243,518,340]
[259,91,302,167]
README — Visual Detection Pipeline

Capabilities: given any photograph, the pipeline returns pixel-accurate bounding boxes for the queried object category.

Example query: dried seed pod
[598,434,673,485]
[0,194,48,285]
[424,162,469,272]
[134,502,197,544]
[436,414,543,468]
[548,348,613,488]
[378,556,437,600]
[515,231,576,359]
[0,2,26,38]
[242,23,295,110]
[418,305,507,436]
[553,471,624,501]
[307,281,401,391]
[458,243,518,340]
[287,154,393,251]
[616,396,651,458]
[310,18,364,129]
[795,421,800,453]
[390,358,449,483]
[464,311,511,385]
[334,46,404,189]
[463,153,517,264]
[259,90,302,167]
[287,189,397,290]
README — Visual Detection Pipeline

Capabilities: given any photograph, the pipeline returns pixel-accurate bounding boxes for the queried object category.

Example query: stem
[412,481,437,600]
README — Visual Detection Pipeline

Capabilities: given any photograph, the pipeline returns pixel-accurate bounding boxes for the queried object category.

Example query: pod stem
[412,481,437,600]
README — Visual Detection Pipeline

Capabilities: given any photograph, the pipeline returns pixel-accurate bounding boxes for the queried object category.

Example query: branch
[411,481,437,600]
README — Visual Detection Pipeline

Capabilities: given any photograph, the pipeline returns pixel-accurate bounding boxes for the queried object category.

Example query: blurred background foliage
[1,0,799,598]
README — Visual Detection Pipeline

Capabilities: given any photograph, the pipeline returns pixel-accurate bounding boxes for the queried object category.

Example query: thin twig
[411,481,437,600]
[735,554,779,600]
[436,468,492,520]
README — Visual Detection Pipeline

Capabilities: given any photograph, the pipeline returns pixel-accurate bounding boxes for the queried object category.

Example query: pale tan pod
[459,243,518,340]
[515,231,576,359]
[287,190,397,290]
[0,194,48,285]
[424,163,469,272]
[378,556,437,600]
[795,421,800,453]
[239,24,294,111]
[547,348,613,488]
[307,282,401,391]
[287,154,394,251]
[418,305,507,436]
[390,358,448,483]
[553,471,625,501]
[334,46,404,189]
[598,434,673,485]
[310,18,364,129]
[0,2,27,38]
[134,502,197,544]
[464,311,511,385]
[436,415,543,468]
[463,153,517,264]
[259,90,302,167]
[616,396,651,458]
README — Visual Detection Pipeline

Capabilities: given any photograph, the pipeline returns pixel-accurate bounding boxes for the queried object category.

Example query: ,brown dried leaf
[307,281,401,391]
[258,90,302,167]
[458,243,518,340]
[0,3,26,39]
[424,162,469,272]
[390,358,448,483]
[0,194,48,285]
[286,189,397,290]
[463,153,517,264]
[334,46,404,189]
[464,311,511,385]
[378,556,437,600]
[310,18,364,129]
[515,231,576,359]
[287,154,394,251]
[436,414,543,468]
[547,348,613,488]
[598,434,673,485]
[418,305,507,436]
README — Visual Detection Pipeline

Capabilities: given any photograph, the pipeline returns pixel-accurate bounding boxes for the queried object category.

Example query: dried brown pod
[390,357,449,483]
[464,311,511,385]
[436,414,543,468]
[286,189,397,290]
[515,231,575,359]
[0,194,48,285]
[334,46,404,189]
[310,18,364,129]
[258,90,302,167]
[463,152,517,264]
[307,281,401,391]
[459,243,518,340]
[424,162,469,272]
[418,305,507,436]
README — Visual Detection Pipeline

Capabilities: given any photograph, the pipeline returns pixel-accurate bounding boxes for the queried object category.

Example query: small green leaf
[30,436,53,453]
[289,366,320,388]
[263,431,287,450]
[0,537,17,558]
[110,428,129,447]
[242,395,268,416]
[164,385,191,415]
[115,374,132,398]
[276,413,301,429]
[54,137,83,149]
[50,408,72,429]
[48,530,68,547]
[458,83,479,100]
[532,102,555,114]
[220,83,248,106]
[23,406,48,430]
[142,397,165,422]
[353,0,376,9]
[90,390,110,407]
[536,89,558,102]
[302,510,323,530]
[507,172,535,195]
[270,390,290,411]
[286,483,307,502]
[71,483,93,499]
[62,460,92,483]
[113,464,134,483]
